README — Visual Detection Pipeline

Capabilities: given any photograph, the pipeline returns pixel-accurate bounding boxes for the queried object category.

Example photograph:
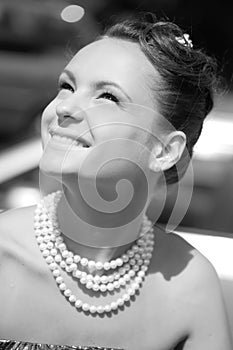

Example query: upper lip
[49,128,91,147]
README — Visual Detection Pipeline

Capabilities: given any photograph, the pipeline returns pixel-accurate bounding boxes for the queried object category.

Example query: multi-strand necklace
[34,191,155,315]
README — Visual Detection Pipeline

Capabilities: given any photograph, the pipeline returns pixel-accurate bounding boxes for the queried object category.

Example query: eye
[58,81,74,92]
[98,91,119,104]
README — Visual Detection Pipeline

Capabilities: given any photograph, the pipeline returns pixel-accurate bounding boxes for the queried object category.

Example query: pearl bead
[70,263,77,271]
[69,295,76,303]
[81,271,87,278]
[46,256,54,264]
[66,257,73,265]
[107,283,114,292]
[113,281,120,289]
[75,300,83,308]
[96,262,103,270]
[97,306,104,314]
[114,272,120,280]
[117,298,124,307]
[90,305,97,314]
[94,275,100,284]
[124,264,130,271]
[59,283,66,291]
[64,289,72,297]
[82,303,90,312]
[80,277,87,284]
[104,304,111,313]
[135,276,142,284]
[74,255,81,263]
[122,294,130,302]
[66,266,72,273]
[119,267,125,275]
[100,284,107,292]
[49,262,57,270]
[39,243,47,251]
[60,261,66,268]
[73,270,82,278]
[122,255,129,263]
[138,271,145,278]
[132,245,139,253]
[62,250,69,258]
[45,236,52,244]
[103,262,110,270]
[58,243,66,251]
[128,288,135,296]
[132,265,139,272]
[128,270,135,278]
[124,274,130,282]
[93,284,100,292]
[128,250,134,258]
[110,260,117,269]
[37,236,43,244]
[56,237,63,244]
[88,260,96,270]
[51,249,58,256]
[116,258,123,266]
[129,259,136,266]
[56,276,63,284]
[108,275,114,283]
[86,281,93,289]
[53,269,60,277]
[81,258,88,267]
[137,239,144,246]
[141,266,148,272]
[111,302,118,310]
[119,278,126,286]
[42,250,50,257]
[100,276,108,284]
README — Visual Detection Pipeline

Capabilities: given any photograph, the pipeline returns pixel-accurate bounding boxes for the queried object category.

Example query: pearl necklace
[34,191,154,315]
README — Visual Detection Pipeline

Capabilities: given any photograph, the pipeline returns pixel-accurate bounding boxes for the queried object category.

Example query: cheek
[41,100,57,147]
[41,100,56,125]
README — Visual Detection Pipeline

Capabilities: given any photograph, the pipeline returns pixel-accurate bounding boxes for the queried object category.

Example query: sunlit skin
[40,37,186,261]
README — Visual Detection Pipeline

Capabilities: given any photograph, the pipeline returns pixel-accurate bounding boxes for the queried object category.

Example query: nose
[56,95,87,123]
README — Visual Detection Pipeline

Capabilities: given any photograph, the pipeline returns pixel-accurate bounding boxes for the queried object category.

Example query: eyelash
[58,82,120,104]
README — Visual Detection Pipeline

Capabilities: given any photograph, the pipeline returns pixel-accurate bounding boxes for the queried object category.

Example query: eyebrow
[62,68,132,102]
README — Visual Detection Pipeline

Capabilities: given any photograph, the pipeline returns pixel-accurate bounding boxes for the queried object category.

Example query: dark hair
[99,13,219,184]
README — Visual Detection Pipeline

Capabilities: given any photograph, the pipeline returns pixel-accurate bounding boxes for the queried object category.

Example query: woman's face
[40,38,161,191]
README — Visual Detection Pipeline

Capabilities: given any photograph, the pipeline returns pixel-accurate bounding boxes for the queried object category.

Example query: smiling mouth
[50,133,90,148]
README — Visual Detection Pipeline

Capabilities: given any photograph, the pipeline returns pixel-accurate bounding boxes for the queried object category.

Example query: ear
[149,131,186,172]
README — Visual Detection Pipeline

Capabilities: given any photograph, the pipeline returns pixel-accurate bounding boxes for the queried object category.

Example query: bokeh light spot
[61,5,85,23]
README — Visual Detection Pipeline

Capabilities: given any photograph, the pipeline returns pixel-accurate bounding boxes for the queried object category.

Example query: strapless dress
[0,340,124,350]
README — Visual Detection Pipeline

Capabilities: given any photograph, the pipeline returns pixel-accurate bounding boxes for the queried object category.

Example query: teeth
[52,134,88,148]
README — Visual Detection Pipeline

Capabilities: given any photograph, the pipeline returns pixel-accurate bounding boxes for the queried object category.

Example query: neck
[56,185,149,262]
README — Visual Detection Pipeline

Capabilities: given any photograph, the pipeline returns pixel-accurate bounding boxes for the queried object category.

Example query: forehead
[66,38,157,105]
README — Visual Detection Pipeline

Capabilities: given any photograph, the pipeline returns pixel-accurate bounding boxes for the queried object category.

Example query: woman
[0,14,232,350]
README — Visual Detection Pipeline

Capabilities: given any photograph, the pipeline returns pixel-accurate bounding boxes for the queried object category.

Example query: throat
[56,189,147,250]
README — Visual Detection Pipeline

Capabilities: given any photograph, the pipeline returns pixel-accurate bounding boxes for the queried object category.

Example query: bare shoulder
[151,225,220,285]
[0,205,39,261]
[150,226,232,349]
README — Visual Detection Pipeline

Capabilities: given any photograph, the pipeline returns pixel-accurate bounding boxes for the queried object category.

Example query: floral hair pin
[176,33,193,48]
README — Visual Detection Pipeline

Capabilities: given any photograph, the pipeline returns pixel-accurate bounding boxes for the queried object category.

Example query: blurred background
[0,0,233,235]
